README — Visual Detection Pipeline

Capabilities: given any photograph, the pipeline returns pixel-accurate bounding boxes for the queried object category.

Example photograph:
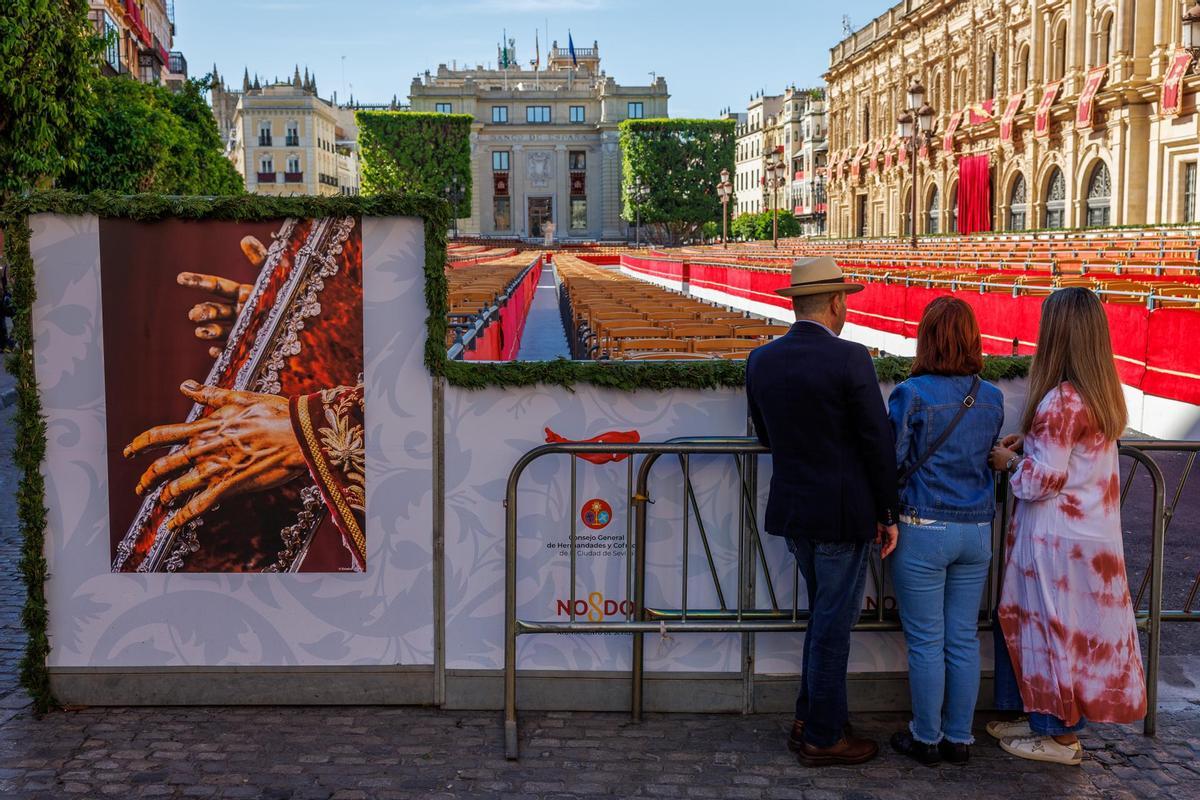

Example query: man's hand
[990,445,1020,472]
[876,523,899,559]
[177,235,265,357]
[124,380,307,530]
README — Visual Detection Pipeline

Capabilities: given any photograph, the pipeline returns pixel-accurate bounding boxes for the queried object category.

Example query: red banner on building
[1034,81,1061,138]
[884,135,895,171]
[1162,49,1194,118]
[1075,65,1108,130]
[942,111,963,152]
[967,98,995,126]
[868,140,882,174]
[898,138,909,166]
[999,93,1024,144]
[849,143,867,179]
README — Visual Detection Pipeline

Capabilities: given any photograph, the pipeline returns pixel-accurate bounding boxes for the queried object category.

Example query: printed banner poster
[999,93,1024,145]
[102,217,366,573]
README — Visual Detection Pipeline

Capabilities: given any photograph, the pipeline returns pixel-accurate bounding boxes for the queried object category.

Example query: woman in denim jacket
[887,297,1004,766]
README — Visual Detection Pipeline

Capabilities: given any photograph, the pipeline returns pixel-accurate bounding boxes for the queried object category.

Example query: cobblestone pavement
[3,379,1200,799]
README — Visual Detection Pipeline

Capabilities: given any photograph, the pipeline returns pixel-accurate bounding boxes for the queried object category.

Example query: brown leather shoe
[786,720,856,754]
[796,735,879,767]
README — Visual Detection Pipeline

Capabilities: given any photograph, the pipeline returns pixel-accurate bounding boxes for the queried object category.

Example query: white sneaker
[986,717,1032,740]
[999,734,1083,766]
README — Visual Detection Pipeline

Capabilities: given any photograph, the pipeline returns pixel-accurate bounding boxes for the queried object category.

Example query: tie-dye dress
[998,382,1146,726]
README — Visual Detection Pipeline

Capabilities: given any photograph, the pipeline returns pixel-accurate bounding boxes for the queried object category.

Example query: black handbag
[897,375,981,489]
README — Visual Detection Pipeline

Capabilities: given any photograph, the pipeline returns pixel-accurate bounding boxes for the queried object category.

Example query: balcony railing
[284,172,304,183]
[285,136,299,147]
[168,51,186,76]
[257,172,278,183]
[258,135,272,146]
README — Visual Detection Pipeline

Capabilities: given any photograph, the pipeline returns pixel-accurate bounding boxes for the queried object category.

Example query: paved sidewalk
[2,386,1200,799]
[516,265,571,361]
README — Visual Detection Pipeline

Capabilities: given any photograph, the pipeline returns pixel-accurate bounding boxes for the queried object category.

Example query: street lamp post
[443,175,465,239]
[764,154,788,248]
[897,79,936,249]
[716,168,733,248]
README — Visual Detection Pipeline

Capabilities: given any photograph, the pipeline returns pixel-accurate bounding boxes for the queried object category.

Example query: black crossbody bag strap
[898,375,981,489]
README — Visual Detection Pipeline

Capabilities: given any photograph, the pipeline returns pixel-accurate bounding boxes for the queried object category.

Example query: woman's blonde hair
[1021,287,1127,441]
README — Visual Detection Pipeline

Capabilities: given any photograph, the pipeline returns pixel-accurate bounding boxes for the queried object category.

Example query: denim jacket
[888,374,1005,523]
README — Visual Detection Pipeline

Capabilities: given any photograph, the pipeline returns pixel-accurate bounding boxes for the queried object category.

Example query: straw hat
[774,256,865,297]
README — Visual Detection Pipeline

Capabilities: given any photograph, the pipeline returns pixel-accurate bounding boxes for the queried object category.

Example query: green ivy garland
[1,190,1031,714]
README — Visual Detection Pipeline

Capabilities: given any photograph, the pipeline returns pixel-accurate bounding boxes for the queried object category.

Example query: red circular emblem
[580,499,612,530]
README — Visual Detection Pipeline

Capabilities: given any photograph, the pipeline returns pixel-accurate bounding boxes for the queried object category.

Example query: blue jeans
[891,520,991,744]
[786,537,871,748]
[992,623,1087,735]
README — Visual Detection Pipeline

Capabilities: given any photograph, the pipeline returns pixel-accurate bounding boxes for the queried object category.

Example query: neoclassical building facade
[824,0,1200,238]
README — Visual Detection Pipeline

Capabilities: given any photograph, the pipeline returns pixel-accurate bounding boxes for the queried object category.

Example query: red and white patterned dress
[998,382,1146,726]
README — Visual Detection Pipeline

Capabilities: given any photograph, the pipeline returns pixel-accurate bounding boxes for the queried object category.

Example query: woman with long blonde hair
[987,288,1146,765]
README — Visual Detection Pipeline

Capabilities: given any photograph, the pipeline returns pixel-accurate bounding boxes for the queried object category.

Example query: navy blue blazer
[746,321,899,543]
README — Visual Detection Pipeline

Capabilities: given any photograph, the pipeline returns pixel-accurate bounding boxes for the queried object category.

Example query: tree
[619,118,735,246]
[356,112,473,217]
[0,0,100,197]
[59,76,244,195]
[731,210,801,241]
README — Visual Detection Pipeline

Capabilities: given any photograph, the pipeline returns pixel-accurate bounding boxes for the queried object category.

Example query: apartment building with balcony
[88,1,185,86]
[217,66,358,196]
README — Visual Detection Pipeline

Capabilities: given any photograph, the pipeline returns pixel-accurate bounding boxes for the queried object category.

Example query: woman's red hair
[911,296,984,377]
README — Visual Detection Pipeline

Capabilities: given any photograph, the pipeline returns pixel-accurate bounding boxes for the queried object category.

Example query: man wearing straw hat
[746,256,900,767]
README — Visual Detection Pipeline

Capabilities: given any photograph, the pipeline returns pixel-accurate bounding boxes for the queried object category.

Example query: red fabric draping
[943,111,963,152]
[999,94,1024,145]
[1162,50,1194,118]
[465,259,542,361]
[1035,81,1061,138]
[1076,66,1108,130]
[956,154,992,235]
[620,255,1200,406]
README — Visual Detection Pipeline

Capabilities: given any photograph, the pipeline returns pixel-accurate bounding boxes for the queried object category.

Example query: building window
[1009,173,1027,231]
[1052,21,1068,81]
[258,121,272,146]
[950,186,959,233]
[569,151,586,170]
[285,121,299,147]
[435,102,452,113]
[1085,162,1112,227]
[1044,167,1066,229]
[492,150,510,171]
[1017,45,1031,91]
[570,105,585,123]
[286,155,300,172]
[627,102,644,119]
[526,105,551,123]
[571,199,587,230]
[493,197,511,230]
[1098,13,1115,66]
[260,155,273,173]
[492,105,508,123]
[101,13,120,71]
[862,102,870,142]
[1184,163,1198,222]
[926,186,940,234]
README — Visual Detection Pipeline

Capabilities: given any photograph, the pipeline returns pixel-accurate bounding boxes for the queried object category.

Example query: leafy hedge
[620,119,736,245]
[357,112,473,217]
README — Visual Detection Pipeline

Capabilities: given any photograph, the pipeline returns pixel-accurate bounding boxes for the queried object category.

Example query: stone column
[555,143,569,236]
[513,144,526,238]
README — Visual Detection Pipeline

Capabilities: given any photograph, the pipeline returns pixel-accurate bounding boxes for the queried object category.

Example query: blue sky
[176,0,887,118]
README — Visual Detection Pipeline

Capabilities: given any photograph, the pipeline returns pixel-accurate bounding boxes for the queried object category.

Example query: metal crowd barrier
[502,436,1196,759]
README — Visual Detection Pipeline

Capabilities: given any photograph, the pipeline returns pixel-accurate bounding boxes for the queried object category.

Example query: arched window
[1017,44,1031,91]
[862,101,871,142]
[926,186,941,234]
[987,46,998,99]
[1044,168,1066,228]
[1098,13,1115,66]
[1052,21,1068,80]
[1009,174,1028,230]
[1086,162,1112,227]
